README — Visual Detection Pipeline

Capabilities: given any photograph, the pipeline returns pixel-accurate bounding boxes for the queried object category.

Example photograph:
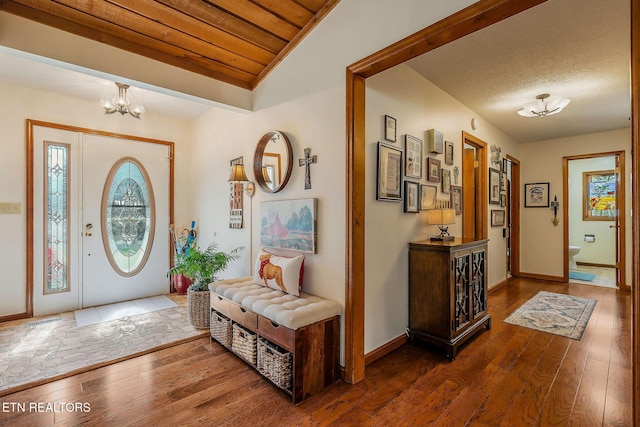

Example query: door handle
[85,223,93,229]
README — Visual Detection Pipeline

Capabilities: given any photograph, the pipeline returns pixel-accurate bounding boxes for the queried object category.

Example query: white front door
[32,125,171,316]
[81,134,170,308]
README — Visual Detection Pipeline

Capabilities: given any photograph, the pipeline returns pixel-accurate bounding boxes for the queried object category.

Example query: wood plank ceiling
[0,0,340,90]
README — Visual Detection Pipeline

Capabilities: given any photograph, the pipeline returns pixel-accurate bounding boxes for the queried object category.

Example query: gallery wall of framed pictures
[375,115,461,216]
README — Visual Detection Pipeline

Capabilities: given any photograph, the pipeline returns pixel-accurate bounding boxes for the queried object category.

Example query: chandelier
[100,82,145,119]
[517,93,570,118]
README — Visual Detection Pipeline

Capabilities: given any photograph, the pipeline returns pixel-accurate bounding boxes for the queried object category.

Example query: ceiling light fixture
[517,93,570,118]
[100,82,145,119]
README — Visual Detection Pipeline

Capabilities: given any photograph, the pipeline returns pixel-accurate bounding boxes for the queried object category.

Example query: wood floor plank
[0,278,631,427]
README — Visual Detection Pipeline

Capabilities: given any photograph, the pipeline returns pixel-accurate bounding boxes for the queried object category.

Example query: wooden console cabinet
[210,293,340,404]
[408,238,491,359]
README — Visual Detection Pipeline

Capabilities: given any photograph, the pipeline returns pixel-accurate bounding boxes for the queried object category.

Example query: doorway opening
[563,152,626,290]
[461,132,488,240]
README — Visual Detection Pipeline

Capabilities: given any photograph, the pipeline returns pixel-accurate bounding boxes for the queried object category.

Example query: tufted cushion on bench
[209,276,341,330]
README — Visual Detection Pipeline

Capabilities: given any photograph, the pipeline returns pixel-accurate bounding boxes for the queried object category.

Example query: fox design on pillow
[258,253,286,292]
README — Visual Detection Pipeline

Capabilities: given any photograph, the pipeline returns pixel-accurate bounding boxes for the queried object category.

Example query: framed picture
[384,115,397,142]
[404,134,423,179]
[491,210,505,226]
[420,184,437,210]
[583,170,615,220]
[489,167,501,205]
[501,158,508,173]
[404,181,420,213]
[524,182,550,207]
[427,157,441,182]
[500,194,506,207]
[260,198,317,253]
[377,142,402,201]
[441,169,451,194]
[450,185,462,215]
[445,141,454,165]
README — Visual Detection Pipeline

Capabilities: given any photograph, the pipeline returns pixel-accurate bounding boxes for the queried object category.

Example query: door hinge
[474,160,479,168]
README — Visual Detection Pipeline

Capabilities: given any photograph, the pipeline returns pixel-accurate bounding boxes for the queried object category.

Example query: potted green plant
[168,242,243,329]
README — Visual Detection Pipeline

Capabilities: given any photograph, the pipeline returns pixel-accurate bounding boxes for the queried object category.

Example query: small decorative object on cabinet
[408,239,491,359]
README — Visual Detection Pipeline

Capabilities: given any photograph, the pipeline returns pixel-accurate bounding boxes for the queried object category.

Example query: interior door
[82,134,170,308]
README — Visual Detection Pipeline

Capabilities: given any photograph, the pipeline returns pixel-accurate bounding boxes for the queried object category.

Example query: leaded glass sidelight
[45,143,70,293]
[102,158,155,276]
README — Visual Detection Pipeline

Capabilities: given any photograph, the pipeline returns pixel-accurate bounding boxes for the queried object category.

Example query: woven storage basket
[232,323,257,366]
[257,338,293,390]
[187,286,210,329]
[210,309,232,348]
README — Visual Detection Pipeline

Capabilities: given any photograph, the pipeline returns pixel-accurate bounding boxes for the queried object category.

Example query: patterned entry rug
[0,295,208,396]
[504,291,597,340]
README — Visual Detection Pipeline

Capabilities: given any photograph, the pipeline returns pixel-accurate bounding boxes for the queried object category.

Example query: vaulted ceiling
[0,0,339,90]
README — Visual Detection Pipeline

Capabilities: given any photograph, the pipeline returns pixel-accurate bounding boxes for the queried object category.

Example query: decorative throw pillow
[253,249,304,296]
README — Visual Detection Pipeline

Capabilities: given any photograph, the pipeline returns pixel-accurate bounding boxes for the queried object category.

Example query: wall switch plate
[0,202,21,214]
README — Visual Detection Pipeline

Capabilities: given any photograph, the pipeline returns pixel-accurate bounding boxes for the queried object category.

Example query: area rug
[0,296,208,396]
[569,270,596,282]
[504,291,597,340]
[74,295,177,327]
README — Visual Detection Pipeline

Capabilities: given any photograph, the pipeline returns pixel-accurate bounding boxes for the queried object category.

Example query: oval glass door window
[102,157,155,276]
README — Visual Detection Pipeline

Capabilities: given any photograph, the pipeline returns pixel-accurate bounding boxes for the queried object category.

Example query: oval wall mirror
[253,130,293,193]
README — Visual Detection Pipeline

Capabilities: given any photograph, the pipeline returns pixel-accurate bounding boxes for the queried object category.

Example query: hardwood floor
[0,278,631,426]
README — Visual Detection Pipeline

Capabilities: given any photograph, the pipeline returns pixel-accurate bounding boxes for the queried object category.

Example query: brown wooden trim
[488,278,509,294]
[345,0,549,385]
[506,155,521,277]
[517,272,566,283]
[25,120,34,318]
[562,151,627,291]
[576,262,616,269]
[631,0,639,423]
[344,69,366,384]
[25,119,175,318]
[348,0,549,78]
[0,313,28,323]
[364,334,407,366]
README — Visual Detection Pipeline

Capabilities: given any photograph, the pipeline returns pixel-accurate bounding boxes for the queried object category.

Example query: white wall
[364,64,520,353]
[519,128,632,282]
[568,156,617,266]
[0,83,193,317]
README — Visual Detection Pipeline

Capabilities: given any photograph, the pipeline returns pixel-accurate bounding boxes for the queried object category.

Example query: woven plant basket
[187,286,210,329]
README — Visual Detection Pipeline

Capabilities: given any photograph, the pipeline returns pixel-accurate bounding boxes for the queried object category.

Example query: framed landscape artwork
[260,198,317,253]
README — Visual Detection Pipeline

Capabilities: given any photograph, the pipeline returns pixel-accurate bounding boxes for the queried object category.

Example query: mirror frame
[253,130,293,193]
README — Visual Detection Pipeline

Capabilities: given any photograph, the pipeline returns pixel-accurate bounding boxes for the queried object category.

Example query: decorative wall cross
[298,148,317,190]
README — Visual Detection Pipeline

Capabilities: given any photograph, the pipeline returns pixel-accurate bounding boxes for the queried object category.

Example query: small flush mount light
[100,82,145,119]
[517,93,570,118]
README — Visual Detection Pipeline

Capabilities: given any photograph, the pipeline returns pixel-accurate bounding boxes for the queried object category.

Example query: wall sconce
[228,157,255,196]
[426,208,456,241]
[550,195,559,226]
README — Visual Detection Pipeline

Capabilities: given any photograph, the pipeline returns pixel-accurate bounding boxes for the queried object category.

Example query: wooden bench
[208,276,341,404]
